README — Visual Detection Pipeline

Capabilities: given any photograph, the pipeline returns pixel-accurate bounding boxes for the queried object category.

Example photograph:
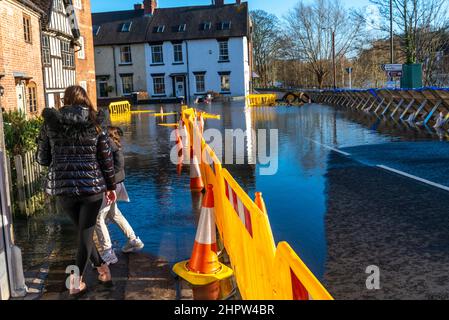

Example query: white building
[92,0,252,103]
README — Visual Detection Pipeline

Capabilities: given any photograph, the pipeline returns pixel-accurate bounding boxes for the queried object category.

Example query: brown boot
[97,263,113,286]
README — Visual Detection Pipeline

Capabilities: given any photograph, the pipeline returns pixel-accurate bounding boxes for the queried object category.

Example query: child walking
[96,126,144,265]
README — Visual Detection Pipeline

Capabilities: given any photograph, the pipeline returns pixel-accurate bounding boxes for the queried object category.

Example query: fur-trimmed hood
[42,106,108,133]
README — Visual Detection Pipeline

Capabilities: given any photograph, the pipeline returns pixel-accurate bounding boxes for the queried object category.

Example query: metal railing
[308,88,449,128]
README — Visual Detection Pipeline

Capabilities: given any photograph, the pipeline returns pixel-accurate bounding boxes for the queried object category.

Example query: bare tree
[371,0,449,85]
[284,0,365,88]
[250,10,283,87]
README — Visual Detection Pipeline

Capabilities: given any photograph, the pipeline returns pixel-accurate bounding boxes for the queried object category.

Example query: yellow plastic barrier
[109,101,131,114]
[179,108,333,300]
[273,242,333,300]
[110,112,131,124]
[247,94,277,107]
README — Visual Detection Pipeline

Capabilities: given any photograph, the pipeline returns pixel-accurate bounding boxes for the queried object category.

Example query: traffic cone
[179,119,190,164]
[173,185,233,286]
[255,192,267,215]
[175,127,183,175]
[188,185,218,272]
[190,148,204,192]
[196,112,205,134]
[192,281,221,300]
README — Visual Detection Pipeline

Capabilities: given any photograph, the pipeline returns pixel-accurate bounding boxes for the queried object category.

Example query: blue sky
[91,0,372,18]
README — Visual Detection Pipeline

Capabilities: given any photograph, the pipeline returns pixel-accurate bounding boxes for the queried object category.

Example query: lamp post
[321,27,337,89]
[332,30,337,89]
[390,0,394,64]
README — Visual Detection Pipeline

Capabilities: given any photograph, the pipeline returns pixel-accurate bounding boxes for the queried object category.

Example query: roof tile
[92,3,249,46]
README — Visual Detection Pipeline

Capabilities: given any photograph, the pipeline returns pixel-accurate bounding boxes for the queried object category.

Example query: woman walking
[96,126,144,265]
[37,85,116,297]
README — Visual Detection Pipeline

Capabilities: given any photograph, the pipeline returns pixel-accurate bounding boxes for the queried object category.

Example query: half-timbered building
[35,0,81,109]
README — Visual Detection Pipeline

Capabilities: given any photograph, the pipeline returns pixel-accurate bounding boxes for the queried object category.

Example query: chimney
[213,0,224,6]
[134,3,144,10]
[143,0,157,15]
[236,0,241,4]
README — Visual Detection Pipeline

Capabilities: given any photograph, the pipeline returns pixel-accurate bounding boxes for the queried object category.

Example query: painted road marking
[308,139,351,156]
[308,138,449,192]
[377,165,449,192]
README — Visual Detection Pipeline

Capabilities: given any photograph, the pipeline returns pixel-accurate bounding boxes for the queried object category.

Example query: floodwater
[14,101,449,300]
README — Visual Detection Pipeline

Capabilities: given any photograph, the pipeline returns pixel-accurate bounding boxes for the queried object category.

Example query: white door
[175,77,185,98]
[15,82,26,115]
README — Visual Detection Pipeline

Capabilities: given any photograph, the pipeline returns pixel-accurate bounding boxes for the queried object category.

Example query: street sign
[382,64,403,72]
[388,71,403,78]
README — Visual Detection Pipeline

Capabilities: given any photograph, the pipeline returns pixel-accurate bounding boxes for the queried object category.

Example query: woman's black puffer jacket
[36,105,116,196]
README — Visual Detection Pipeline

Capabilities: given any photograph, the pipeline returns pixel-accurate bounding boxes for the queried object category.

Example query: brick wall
[75,0,97,106]
[0,0,45,116]
[0,13,4,77]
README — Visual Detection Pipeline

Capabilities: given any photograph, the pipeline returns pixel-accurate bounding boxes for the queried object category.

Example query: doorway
[15,82,26,115]
[175,76,185,98]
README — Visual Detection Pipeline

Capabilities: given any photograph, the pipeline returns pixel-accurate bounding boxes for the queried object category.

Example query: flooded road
[14,101,449,300]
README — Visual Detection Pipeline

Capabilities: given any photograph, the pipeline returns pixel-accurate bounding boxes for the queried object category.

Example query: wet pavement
[12,101,449,300]
[40,252,178,300]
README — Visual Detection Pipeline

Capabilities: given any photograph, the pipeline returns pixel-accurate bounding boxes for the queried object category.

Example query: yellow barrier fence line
[180,107,333,300]
[221,168,332,300]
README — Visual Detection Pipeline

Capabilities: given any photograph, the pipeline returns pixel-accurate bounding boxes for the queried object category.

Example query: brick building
[74,0,97,104]
[0,0,97,115]
[0,0,45,115]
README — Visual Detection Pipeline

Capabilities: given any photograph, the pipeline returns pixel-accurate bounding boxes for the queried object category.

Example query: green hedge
[2,111,43,156]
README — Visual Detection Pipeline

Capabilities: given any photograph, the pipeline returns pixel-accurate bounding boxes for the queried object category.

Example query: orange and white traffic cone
[196,112,205,134]
[255,192,267,215]
[175,127,183,175]
[192,281,221,300]
[179,119,190,164]
[188,184,218,272]
[173,185,233,286]
[190,148,204,192]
